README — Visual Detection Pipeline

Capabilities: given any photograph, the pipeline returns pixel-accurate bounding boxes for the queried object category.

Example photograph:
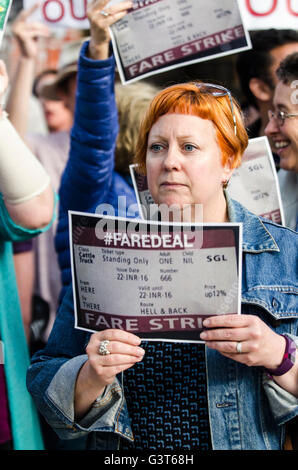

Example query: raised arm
[0,60,54,229]
[58,0,132,213]
[5,4,49,138]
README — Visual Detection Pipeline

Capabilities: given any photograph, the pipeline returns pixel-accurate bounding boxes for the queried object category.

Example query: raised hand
[12,3,50,59]
[87,0,133,60]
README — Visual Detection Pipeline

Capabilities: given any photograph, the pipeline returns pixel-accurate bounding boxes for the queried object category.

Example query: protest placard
[238,0,298,30]
[23,0,89,29]
[130,137,285,225]
[0,0,12,47]
[109,0,251,84]
[69,211,242,342]
[227,137,285,225]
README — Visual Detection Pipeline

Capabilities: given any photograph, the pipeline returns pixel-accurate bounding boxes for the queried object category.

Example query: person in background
[54,0,158,301]
[265,52,298,231]
[0,59,56,450]
[32,69,73,134]
[236,28,298,169]
[27,0,298,451]
[6,4,78,347]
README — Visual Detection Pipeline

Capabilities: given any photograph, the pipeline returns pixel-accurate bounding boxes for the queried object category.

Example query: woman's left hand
[200,314,286,369]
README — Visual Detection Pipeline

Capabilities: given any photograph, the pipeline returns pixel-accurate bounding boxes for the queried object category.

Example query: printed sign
[130,137,285,225]
[109,0,251,84]
[238,0,298,30]
[0,0,12,47]
[23,0,89,29]
[70,212,242,342]
[227,137,285,225]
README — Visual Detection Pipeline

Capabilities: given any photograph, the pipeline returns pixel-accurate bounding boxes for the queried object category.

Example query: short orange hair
[134,82,248,174]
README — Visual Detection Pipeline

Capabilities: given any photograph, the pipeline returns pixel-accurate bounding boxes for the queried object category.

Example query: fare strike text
[127,26,244,78]
[83,313,204,331]
[100,231,194,249]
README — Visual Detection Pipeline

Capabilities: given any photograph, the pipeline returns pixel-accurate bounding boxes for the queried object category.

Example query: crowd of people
[0,0,297,452]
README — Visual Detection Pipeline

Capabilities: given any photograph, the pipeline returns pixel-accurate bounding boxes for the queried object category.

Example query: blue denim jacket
[27,198,298,450]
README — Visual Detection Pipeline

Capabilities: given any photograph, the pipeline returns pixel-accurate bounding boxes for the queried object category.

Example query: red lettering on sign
[287,0,298,16]
[245,0,278,16]
[69,0,88,20]
[43,0,64,22]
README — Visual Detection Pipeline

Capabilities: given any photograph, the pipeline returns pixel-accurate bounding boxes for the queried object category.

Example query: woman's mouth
[161,182,186,188]
[274,140,290,152]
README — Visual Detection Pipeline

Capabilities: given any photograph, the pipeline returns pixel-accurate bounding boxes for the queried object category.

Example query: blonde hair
[115,81,159,173]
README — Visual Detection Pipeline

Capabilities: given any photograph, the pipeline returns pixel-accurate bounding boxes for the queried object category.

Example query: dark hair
[236,29,298,109]
[33,69,58,97]
[276,52,298,83]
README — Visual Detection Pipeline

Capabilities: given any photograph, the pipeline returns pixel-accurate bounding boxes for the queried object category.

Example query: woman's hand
[74,329,145,419]
[0,60,9,105]
[87,0,133,60]
[200,314,286,369]
[12,4,50,59]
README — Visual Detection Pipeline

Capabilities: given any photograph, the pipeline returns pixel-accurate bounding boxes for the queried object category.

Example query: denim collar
[226,192,279,253]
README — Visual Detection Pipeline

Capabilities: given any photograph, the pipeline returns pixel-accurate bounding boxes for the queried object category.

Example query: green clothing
[0,194,56,449]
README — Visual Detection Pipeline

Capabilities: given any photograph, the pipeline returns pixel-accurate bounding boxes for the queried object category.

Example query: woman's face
[146,113,232,222]
[265,81,298,173]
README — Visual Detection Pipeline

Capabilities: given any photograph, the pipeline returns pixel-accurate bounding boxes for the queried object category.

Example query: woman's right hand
[87,0,133,60]
[74,329,145,419]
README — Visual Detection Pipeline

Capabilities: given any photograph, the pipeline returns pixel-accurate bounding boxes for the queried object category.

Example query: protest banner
[23,0,90,29]
[23,0,251,82]
[0,0,12,47]
[130,137,285,225]
[109,0,251,84]
[238,0,298,30]
[69,211,242,342]
[227,137,285,225]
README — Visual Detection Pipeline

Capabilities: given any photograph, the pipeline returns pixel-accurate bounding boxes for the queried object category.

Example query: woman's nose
[265,115,279,136]
[163,145,181,170]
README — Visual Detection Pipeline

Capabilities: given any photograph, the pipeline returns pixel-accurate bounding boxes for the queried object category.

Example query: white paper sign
[23,0,90,29]
[238,0,298,30]
[130,137,285,226]
[109,0,251,84]
[69,211,242,342]
[0,0,12,47]
[227,137,285,225]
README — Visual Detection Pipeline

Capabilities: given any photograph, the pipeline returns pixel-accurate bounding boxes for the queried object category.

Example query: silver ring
[98,339,110,355]
[100,10,110,17]
[236,341,242,354]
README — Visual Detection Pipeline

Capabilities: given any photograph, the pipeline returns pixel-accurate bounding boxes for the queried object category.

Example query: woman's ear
[249,78,273,103]
[221,156,234,185]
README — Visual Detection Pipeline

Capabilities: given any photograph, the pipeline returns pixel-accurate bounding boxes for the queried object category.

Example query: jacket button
[272,298,279,309]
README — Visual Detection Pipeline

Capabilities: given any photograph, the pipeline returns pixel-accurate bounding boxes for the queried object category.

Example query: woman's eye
[150,143,164,152]
[183,144,196,152]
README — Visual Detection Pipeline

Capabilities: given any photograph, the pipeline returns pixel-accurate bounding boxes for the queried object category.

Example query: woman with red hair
[27,0,298,451]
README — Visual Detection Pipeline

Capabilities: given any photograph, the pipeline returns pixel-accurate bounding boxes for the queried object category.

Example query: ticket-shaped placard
[130,137,285,225]
[0,0,12,48]
[70,211,242,343]
[227,137,284,225]
[109,0,251,84]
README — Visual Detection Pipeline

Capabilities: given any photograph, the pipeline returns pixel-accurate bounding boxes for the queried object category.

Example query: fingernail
[200,332,206,339]
[203,319,210,326]
[137,347,145,355]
